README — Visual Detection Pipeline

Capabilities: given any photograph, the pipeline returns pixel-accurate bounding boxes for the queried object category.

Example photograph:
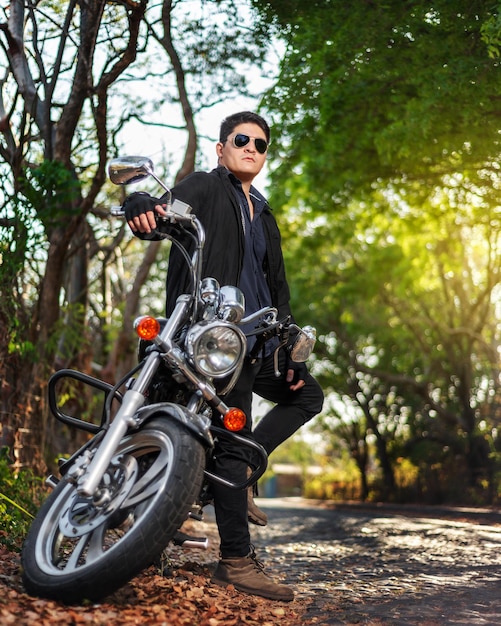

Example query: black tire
[21,418,205,603]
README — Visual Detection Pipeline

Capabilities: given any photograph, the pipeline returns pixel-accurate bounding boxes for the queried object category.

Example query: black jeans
[211,349,324,557]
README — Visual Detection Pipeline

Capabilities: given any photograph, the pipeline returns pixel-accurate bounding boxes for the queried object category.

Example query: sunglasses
[231,133,268,154]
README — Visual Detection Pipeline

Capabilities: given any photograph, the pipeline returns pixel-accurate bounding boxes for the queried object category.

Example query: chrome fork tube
[77,388,147,497]
[77,295,192,498]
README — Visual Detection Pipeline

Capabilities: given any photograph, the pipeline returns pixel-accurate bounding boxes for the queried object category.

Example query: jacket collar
[213,165,271,211]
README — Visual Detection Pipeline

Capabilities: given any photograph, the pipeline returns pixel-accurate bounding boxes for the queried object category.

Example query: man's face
[216,122,268,183]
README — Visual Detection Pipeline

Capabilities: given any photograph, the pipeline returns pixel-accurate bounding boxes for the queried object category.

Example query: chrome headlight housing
[218,285,245,323]
[185,320,246,378]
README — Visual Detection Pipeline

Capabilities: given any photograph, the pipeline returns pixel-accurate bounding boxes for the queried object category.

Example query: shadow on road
[249,498,501,626]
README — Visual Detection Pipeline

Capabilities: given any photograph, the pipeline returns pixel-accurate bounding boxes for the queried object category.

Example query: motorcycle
[21,156,316,603]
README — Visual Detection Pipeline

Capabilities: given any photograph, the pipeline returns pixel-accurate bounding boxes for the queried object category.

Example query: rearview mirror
[108,156,154,185]
[290,325,316,362]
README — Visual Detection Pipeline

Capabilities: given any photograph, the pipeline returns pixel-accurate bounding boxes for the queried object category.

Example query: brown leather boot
[211,548,294,601]
[247,468,268,526]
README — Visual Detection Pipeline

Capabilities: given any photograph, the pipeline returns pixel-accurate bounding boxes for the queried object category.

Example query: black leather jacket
[138,166,292,320]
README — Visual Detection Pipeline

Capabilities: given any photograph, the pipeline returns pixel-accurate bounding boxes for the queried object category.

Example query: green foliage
[46,303,89,359]
[20,160,82,231]
[260,0,501,205]
[1,163,81,366]
[254,0,501,504]
[481,2,501,57]
[0,190,42,364]
[0,450,46,551]
[304,468,361,501]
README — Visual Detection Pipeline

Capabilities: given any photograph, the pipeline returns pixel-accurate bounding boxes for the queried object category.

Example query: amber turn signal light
[223,407,246,431]
[135,316,161,341]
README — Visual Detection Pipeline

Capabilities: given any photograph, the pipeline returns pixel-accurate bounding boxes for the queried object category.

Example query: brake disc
[59,454,138,537]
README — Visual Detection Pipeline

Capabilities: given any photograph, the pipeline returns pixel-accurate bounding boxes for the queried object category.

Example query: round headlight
[186,321,246,378]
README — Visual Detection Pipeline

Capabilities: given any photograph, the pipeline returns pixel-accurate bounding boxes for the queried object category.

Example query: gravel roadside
[248,498,501,626]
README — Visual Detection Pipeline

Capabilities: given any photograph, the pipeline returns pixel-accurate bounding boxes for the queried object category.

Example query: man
[124,111,324,601]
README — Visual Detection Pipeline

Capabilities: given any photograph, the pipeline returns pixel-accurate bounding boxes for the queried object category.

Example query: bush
[0,448,47,551]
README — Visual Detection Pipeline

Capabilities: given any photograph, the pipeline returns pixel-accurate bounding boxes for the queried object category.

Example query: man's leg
[210,359,256,557]
[210,358,294,601]
[253,350,324,455]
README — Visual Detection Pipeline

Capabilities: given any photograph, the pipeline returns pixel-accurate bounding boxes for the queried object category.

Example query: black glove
[123,191,160,221]
[285,352,308,388]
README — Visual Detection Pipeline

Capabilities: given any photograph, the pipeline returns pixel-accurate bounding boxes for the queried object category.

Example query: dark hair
[219,111,270,144]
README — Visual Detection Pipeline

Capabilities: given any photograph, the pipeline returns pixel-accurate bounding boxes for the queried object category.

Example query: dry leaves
[0,520,307,626]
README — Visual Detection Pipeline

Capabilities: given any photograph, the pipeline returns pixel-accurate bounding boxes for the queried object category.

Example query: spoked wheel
[22,418,206,603]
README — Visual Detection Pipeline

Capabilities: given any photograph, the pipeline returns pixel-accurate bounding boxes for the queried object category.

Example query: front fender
[134,402,213,448]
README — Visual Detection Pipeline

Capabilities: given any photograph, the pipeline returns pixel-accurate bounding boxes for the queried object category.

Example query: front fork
[69,343,165,496]
[73,388,148,497]
[68,297,193,497]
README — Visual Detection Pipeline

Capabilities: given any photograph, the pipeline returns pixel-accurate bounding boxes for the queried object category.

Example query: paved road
[248,498,501,626]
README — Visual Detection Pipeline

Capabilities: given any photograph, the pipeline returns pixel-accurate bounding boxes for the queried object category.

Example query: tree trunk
[102,240,162,382]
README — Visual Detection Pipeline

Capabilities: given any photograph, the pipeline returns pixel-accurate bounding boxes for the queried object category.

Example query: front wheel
[22,418,206,603]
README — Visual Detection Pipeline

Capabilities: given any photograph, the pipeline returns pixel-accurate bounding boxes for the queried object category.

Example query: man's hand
[123,192,168,234]
[286,358,307,391]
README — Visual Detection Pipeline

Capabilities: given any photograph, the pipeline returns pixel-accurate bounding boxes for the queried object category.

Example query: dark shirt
[229,173,278,356]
